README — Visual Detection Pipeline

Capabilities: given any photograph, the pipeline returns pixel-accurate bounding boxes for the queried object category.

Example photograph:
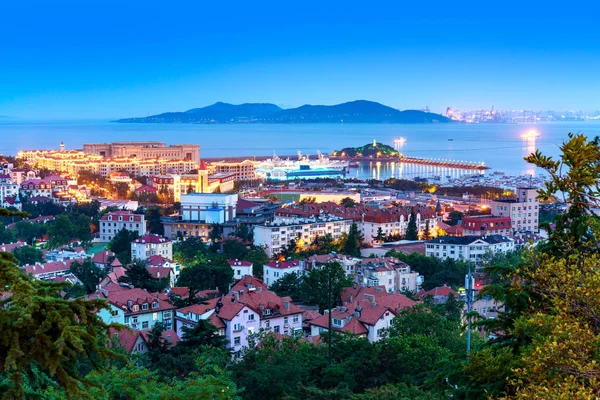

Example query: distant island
[332,141,399,158]
[114,100,451,124]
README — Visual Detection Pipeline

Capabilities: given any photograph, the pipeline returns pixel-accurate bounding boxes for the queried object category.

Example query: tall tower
[60,141,65,152]
[198,161,209,193]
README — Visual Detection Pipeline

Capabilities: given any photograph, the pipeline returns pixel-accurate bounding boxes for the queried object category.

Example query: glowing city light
[521,129,541,140]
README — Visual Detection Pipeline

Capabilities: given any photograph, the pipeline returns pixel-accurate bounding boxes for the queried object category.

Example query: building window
[273,325,280,333]
[293,315,299,323]
[142,303,148,311]
[248,314,254,321]
[142,321,149,329]
[152,301,159,309]
[234,337,241,346]
[132,305,139,312]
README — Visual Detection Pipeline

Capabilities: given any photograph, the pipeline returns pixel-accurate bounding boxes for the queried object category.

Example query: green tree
[445,210,464,226]
[342,223,362,257]
[222,238,249,260]
[12,245,44,266]
[374,227,385,242]
[245,246,269,280]
[107,228,140,265]
[173,236,209,265]
[0,246,119,399]
[405,209,418,240]
[209,223,222,246]
[11,221,45,245]
[70,258,106,294]
[300,261,352,312]
[232,224,253,242]
[112,182,130,199]
[119,261,168,292]
[177,257,234,295]
[0,223,16,244]
[178,319,229,351]
[145,206,164,236]
[47,214,77,249]
[270,272,302,300]
[340,197,357,208]
[422,220,431,240]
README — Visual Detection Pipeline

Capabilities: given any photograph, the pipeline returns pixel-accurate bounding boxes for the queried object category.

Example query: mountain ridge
[114,100,451,124]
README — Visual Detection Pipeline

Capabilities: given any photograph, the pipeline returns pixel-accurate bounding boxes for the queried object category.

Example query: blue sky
[1,1,599,119]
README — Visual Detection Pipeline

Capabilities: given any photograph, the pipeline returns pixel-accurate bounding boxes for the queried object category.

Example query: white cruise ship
[256,151,349,181]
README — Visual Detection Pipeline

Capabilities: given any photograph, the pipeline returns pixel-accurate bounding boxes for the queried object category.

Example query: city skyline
[2,1,600,119]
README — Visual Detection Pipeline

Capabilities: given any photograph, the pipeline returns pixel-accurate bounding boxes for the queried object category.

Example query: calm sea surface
[1,120,599,180]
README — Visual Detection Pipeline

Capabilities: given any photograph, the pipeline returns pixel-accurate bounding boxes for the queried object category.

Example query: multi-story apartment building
[490,187,539,233]
[354,257,423,293]
[425,235,515,265]
[83,142,200,164]
[211,159,257,181]
[150,170,235,201]
[131,235,173,261]
[228,259,254,279]
[461,215,512,236]
[274,201,439,245]
[254,216,353,258]
[99,211,146,242]
[163,193,238,240]
[0,174,19,208]
[95,288,176,330]
[263,260,303,287]
[304,253,360,277]
[18,149,197,178]
[175,276,303,355]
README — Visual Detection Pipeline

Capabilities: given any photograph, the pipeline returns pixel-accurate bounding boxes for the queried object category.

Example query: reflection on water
[352,161,485,181]
[521,137,537,176]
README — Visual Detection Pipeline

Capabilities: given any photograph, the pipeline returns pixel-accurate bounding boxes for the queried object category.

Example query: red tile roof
[264,260,302,269]
[132,235,171,244]
[231,275,303,317]
[139,329,180,347]
[237,198,262,211]
[145,267,172,280]
[135,185,157,193]
[0,241,27,252]
[228,259,253,267]
[110,328,140,353]
[93,249,115,264]
[104,288,175,315]
[146,255,174,266]
[418,286,459,298]
[341,285,388,304]
[23,258,83,276]
[100,211,143,222]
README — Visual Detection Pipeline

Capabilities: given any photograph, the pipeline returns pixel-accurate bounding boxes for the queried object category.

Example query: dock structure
[202,154,489,171]
[399,156,489,170]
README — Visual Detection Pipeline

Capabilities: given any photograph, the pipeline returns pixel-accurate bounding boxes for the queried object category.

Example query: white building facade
[490,187,539,234]
[131,235,173,261]
[425,235,515,265]
[254,216,352,258]
[99,211,146,242]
